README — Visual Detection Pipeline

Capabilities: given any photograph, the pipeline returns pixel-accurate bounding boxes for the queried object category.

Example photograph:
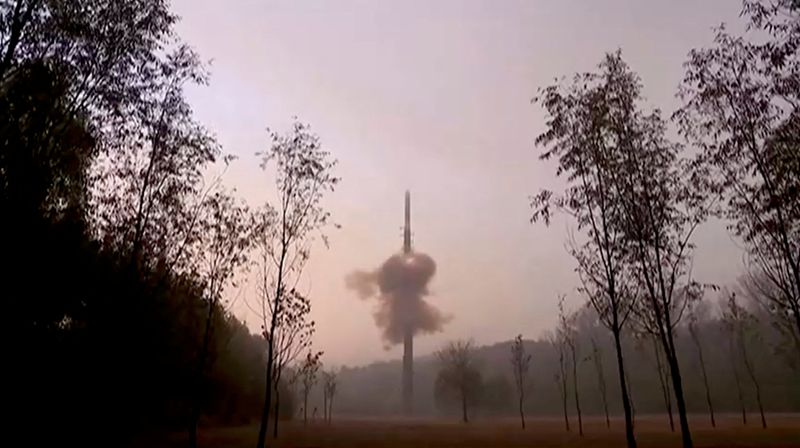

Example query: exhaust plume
[346,252,449,346]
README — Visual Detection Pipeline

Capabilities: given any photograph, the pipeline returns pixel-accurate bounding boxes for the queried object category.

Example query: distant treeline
[331,304,799,419]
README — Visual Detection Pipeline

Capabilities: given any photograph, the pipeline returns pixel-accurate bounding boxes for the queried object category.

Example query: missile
[403,190,412,254]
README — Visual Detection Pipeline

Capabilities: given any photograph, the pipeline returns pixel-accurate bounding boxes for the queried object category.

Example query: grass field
[147,415,800,448]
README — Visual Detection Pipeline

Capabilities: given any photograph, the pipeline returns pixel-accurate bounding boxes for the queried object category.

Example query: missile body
[402,190,413,415]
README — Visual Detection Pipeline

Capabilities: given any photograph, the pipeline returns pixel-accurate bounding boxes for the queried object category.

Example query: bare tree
[726,316,749,426]
[267,287,314,438]
[533,51,647,448]
[537,52,707,448]
[254,122,338,448]
[510,334,532,429]
[188,189,256,448]
[249,236,315,440]
[723,293,768,429]
[328,376,337,424]
[647,333,675,432]
[322,369,338,424]
[298,351,322,426]
[687,300,716,428]
[322,372,328,423]
[546,329,570,432]
[435,340,482,423]
[589,335,610,429]
[600,55,707,448]
[677,1,800,364]
[623,355,637,427]
[558,298,583,436]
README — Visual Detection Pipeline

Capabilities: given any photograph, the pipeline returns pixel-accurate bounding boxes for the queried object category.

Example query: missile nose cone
[403,191,412,254]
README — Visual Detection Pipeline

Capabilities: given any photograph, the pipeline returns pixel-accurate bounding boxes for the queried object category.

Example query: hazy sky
[171,0,746,366]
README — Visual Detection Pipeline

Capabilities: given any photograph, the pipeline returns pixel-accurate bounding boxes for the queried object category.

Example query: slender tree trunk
[519,394,525,429]
[792,301,800,357]
[328,395,334,424]
[591,337,610,429]
[631,198,693,447]
[559,376,570,432]
[461,389,468,423]
[729,338,748,425]
[256,340,276,448]
[652,337,674,432]
[303,390,309,425]
[788,317,800,363]
[691,330,715,428]
[272,385,280,439]
[189,298,216,448]
[323,390,328,423]
[646,277,693,448]
[751,376,767,430]
[558,345,570,432]
[570,343,583,436]
[740,336,767,429]
[626,367,636,426]
[256,245,288,448]
[272,365,287,439]
[612,327,637,448]
[664,342,693,448]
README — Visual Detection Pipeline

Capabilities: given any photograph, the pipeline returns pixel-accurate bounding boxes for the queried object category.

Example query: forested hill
[332,315,800,419]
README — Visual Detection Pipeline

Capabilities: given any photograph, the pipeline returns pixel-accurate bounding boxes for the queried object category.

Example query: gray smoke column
[346,252,449,346]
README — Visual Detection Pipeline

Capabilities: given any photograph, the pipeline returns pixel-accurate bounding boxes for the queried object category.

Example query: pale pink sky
[171,0,745,366]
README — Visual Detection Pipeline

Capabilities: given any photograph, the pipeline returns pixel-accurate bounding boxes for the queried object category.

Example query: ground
[146,415,800,447]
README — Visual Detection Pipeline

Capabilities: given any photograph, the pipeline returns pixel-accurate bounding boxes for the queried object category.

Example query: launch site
[3,0,800,447]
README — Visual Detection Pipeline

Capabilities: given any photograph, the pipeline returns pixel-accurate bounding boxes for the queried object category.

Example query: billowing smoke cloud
[346,252,450,346]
